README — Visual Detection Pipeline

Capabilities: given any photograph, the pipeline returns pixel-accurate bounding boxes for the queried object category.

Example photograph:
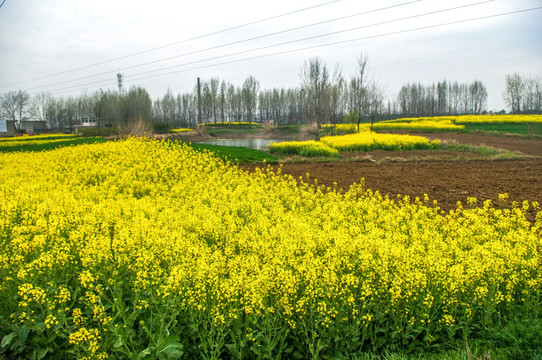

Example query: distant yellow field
[390,114,542,123]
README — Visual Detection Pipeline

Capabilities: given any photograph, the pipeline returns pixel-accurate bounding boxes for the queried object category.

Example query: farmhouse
[0,120,16,137]
[19,120,48,134]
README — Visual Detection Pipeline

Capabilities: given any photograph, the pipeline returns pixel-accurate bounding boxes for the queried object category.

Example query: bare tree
[1,90,30,129]
[226,84,236,122]
[366,79,386,131]
[436,80,448,115]
[259,89,272,122]
[350,52,370,132]
[30,92,53,123]
[158,88,177,124]
[469,80,487,114]
[535,77,542,113]
[64,97,78,132]
[201,78,220,124]
[219,80,227,123]
[209,78,219,124]
[522,76,542,113]
[503,73,525,114]
[242,75,260,124]
[46,97,65,130]
[329,64,345,134]
[299,57,330,128]
[93,90,109,134]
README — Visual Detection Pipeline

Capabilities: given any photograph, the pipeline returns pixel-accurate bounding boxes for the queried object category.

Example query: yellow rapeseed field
[322,120,463,133]
[0,133,77,142]
[0,138,540,358]
[320,132,440,151]
[390,114,542,124]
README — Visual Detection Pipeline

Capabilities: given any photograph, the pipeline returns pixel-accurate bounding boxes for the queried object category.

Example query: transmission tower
[117,73,124,95]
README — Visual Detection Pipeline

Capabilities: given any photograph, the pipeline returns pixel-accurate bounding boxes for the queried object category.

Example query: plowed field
[241,133,542,213]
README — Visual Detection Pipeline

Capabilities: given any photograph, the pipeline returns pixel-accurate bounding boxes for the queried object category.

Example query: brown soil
[241,133,542,214]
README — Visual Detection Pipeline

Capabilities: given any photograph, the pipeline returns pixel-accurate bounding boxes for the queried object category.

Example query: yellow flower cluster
[320,132,440,151]
[170,128,194,133]
[202,121,261,126]
[373,120,464,131]
[322,123,366,134]
[273,132,439,155]
[268,140,338,157]
[0,138,540,356]
[69,327,104,358]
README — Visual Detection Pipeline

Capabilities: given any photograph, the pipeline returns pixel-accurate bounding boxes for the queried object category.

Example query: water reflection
[197,138,284,150]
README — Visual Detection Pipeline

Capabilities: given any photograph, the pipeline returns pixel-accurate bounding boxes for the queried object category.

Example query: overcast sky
[1,0,541,111]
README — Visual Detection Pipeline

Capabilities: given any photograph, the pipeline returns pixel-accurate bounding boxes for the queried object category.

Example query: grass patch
[442,143,500,157]
[185,142,279,164]
[441,143,522,159]
[460,122,542,136]
[76,127,118,137]
[274,124,304,133]
[205,127,263,137]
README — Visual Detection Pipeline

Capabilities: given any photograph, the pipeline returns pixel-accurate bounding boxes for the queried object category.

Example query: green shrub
[152,122,171,134]
[77,127,118,137]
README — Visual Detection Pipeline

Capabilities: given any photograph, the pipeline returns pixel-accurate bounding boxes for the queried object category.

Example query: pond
[197,138,285,150]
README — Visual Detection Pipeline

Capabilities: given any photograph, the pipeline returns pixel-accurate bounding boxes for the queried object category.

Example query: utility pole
[197,77,202,128]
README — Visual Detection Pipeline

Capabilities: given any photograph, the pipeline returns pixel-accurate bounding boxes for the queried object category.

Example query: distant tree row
[396,80,488,117]
[2,56,540,133]
[153,54,387,130]
[0,87,152,133]
[153,75,267,128]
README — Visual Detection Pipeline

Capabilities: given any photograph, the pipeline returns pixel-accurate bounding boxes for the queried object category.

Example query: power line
[46,5,542,96]
[18,0,421,93]
[21,0,488,93]
[95,0,422,75]
[0,0,342,88]
[0,0,7,9]
[128,5,542,82]
[124,0,495,80]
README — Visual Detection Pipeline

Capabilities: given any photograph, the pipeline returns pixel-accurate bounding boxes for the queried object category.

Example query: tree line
[0,87,152,134]
[503,73,542,114]
[1,54,540,133]
[396,80,488,117]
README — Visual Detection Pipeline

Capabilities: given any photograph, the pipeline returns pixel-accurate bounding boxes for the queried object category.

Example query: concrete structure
[19,120,48,133]
[0,120,16,137]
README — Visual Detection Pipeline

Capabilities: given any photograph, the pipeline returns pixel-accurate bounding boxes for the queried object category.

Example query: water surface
[197,138,284,150]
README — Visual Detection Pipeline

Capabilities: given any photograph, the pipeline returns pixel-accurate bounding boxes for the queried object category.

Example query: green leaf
[18,326,31,342]
[36,348,50,360]
[113,336,124,348]
[159,341,184,359]
[1,332,17,348]
[163,335,180,343]
[136,347,153,360]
